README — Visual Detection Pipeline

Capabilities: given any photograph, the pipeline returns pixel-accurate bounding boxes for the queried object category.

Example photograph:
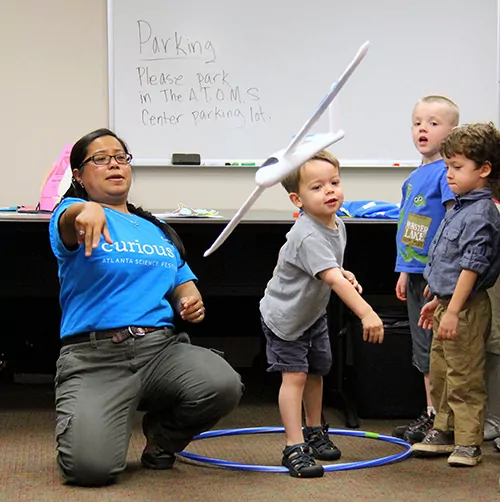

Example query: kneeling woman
[49,128,243,486]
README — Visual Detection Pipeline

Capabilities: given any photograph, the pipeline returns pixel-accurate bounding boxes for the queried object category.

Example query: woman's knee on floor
[56,415,126,486]
[58,451,123,487]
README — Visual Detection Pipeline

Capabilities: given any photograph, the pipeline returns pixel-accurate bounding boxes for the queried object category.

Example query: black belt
[61,326,160,347]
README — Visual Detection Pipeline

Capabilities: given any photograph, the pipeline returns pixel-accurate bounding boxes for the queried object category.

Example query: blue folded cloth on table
[339,200,400,220]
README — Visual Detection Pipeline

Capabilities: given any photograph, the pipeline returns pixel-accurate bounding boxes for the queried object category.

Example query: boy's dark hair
[440,122,500,198]
[281,150,340,194]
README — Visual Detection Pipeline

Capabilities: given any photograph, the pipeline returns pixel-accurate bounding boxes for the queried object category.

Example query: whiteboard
[108,0,498,167]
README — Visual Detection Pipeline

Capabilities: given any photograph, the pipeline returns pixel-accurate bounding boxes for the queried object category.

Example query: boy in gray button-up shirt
[411,123,500,468]
[260,150,384,478]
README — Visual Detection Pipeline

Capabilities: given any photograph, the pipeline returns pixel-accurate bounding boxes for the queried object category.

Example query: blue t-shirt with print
[395,159,455,274]
[49,198,197,338]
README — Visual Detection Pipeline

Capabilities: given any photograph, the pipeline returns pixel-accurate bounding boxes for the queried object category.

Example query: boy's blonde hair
[441,122,500,198]
[416,95,460,127]
[281,150,340,194]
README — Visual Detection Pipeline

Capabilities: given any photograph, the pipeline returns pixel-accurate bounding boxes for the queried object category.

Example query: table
[0,210,401,426]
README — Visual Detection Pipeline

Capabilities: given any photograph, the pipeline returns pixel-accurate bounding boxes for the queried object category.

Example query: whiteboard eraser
[172,153,201,165]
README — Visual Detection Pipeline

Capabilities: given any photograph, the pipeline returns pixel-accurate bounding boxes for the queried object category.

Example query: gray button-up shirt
[424,187,500,298]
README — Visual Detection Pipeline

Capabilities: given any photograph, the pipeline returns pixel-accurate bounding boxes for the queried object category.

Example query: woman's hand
[179,296,205,323]
[171,282,205,323]
[74,202,113,256]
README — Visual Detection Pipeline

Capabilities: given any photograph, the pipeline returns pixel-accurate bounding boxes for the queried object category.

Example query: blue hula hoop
[177,426,411,472]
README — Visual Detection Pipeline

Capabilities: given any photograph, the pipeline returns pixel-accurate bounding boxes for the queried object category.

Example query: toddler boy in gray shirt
[260,150,384,478]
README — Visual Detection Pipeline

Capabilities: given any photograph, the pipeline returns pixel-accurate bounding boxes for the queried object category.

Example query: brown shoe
[411,429,454,457]
[447,445,481,467]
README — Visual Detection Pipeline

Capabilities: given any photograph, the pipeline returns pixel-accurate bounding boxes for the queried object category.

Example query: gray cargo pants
[55,328,243,486]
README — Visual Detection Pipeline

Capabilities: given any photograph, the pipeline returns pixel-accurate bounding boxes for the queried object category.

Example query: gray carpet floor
[1,381,499,501]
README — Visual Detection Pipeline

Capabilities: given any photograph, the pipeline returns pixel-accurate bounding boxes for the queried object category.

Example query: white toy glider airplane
[203,41,370,257]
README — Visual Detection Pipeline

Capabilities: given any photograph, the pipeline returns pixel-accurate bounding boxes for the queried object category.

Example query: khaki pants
[430,290,491,446]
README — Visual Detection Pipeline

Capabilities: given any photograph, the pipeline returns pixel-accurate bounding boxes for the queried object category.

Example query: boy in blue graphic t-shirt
[392,95,459,443]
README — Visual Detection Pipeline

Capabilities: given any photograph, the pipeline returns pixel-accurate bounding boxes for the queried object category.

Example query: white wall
[0,0,409,211]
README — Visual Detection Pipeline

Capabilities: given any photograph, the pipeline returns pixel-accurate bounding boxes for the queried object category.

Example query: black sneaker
[282,443,324,478]
[411,429,455,457]
[141,442,176,470]
[140,414,176,470]
[392,412,431,439]
[304,424,341,461]
[404,412,435,443]
[447,445,481,467]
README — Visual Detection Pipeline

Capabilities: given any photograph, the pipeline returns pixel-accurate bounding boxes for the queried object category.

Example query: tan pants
[430,290,491,446]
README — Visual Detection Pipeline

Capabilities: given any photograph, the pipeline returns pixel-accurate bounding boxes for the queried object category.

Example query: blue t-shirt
[395,159,455,274]
[49,198,197,338]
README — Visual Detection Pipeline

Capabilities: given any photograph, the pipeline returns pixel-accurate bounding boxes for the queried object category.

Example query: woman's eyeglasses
[80,153,133,168]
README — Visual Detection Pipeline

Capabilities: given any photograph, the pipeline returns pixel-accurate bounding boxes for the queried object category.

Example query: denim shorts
[260,315,332,375]
[407,274,433,373]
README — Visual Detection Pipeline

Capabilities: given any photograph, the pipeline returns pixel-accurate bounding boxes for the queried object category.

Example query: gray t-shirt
[259,212,346,341]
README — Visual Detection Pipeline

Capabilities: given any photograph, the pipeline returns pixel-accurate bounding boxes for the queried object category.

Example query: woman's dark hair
[62,128,186,261]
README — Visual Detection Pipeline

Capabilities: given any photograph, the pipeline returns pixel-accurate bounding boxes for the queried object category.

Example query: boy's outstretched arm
[320,267,384,344]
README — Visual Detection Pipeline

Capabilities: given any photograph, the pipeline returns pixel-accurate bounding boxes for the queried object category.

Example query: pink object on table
[39,144,73,211]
